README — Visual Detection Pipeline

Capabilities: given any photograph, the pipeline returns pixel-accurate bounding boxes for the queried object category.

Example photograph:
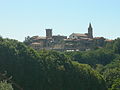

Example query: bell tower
[88,23,93,38]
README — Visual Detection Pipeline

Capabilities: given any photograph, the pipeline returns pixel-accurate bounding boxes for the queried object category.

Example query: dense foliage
[99,60,120,90]
[0,81,13,90]
[0,37,120,90]
[61,38,120,90]
[64,48,115,67]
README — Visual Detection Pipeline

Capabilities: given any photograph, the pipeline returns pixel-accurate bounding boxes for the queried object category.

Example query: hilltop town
[24,23,112,51]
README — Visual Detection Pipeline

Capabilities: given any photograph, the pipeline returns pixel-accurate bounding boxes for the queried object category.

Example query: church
[24,23,111,51]
[69,23,93,39]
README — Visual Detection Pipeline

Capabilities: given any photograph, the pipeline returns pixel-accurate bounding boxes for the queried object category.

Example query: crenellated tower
[46,29,52,39]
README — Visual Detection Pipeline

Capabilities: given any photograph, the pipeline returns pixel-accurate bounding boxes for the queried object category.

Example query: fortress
[24,23,112,51]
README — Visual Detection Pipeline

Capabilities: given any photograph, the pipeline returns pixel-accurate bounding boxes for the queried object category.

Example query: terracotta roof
[52,35,67,37]
[105,39,113,42]
[72,33,87,37]
[31,36,46,40]
[38,37,46,39]
[64,38,93,41]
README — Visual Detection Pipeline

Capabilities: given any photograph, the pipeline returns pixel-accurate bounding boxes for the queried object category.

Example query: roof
[71,33,88,37]
[52,35,67,37]
[64,38,93,41]
[31,42,41,45]
[31,36,46,40]
[38,37,46,39]
[105,39,113,42]
[94,37,105,39]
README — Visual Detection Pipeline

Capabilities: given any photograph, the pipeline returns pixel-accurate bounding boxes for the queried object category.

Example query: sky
[0,0,120,41]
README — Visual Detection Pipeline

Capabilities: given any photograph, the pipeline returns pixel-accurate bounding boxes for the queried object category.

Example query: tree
[113,38,120,54]
[100,60,120,89]
[0,81,13,90]
[0,38,107,90]
[111,78,120,90]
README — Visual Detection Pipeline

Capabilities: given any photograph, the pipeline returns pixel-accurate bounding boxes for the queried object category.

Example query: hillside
[0,37,120,90]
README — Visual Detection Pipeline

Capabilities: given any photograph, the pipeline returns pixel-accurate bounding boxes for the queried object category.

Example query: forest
[0,36,120,90]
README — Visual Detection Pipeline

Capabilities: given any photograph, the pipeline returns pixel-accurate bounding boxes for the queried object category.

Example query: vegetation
[0,81,13,90]
[0,37,120,90]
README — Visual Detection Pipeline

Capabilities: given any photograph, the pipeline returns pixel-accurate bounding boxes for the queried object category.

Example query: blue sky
[0,0,120,41]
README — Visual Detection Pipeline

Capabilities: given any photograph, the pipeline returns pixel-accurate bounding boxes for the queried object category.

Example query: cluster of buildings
[24,23,112,51]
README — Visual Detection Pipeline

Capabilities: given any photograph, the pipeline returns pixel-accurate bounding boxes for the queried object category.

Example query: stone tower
[46,29,52,39]
[88,23,93,38]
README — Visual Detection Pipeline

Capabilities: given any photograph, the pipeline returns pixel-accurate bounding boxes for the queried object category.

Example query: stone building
[24,23,111,51]
[69,23,93,39]
[69,33,88,39]
[64,38,93,51]
[25,28,67,50]
[52,35,67,44]
[46,29,52,39]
